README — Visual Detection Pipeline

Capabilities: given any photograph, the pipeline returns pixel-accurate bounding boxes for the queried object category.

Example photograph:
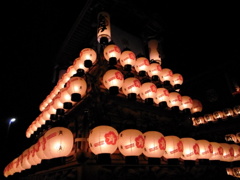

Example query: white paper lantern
[88,125,118,155]
[181,137,199,160]
[43,127,74,159]
[163,136,183,159]
[117,129,144,156]
[143,131,166,158]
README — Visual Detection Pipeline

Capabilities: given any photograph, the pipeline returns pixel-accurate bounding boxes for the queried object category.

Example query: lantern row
[225,132,240,144]
[26,45,204,138]
[5,125,239,178]
[3,127,73,178]
[192,104,240,126]
[88,125,240,162]
[226,167,240,178]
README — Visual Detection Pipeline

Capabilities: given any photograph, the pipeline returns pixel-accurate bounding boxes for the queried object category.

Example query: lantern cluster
[192,104,240,126]
[87,125,240,164]
[26,76,87,138]
[25,48,97,138]
[4,127,74,178]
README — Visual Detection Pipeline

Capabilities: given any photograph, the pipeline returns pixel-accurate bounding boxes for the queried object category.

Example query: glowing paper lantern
[43,127,74,159]
[231,144,240,161]
[27,145,41,166]
[122,77,141,100]
[159,68,173,85]
[147,62,162,81]
[134,57,150,76]
[148,39,161,64]
[154,87,170,107]
[73,57,89,76]
[97,11,111,44]
[58,88,76,109]
[119,49,136,71]
[209,142,223,161]
[167,92,182,109]
[181,137,199,160]
[139,82,157,104]
[163,136,183,159]
[197,140,212,159]
[88,125,118,155]
[143,131,166,158]
[20,149,32,170]
[102,69,124,95]
[66,76,87,101]
[190,99,203,114]
[170,73,183,91]
[179,95,193,112]
[117,129,144,156]
[79,48,97,68]
[220,143,234,162]
[35,136,49,160]
[103,44,121,65]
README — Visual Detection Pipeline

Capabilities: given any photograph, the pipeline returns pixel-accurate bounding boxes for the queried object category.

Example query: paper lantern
[231,144,240,161]
[197,140,212,159]
[203,113,215,123]
[119,49,136,71]
[163,136,183,159]
[220,143,234,162]
[35,136,49,160]
[167,92,182,109]
[65,65,77,78]
[233,105,240,115]
[139,82,157,104]
[209,142,223,160]
[170,73,183,91]
[102,69,124,95]
[97,11,111,44]
[122,77,141,100]
[66,76,87,101]
[147,62,162,81]
[154,87,169,107]
[148,39,161,64]
[20,149,32,170]
[43,127,74,159]
[88,125,118,155]
[179,96,193,111]
[117,129,144,156]
[143,131,166,158]
[27,145,41,166]
[79,48,97,68]
[58,88,76,109]
[134,57,150,76]
[103,44,121,65]
[190,99,203,114]
[73,57,89,76]
[159,68,173,85]
[181,138,199,160]
[212,111,225,120]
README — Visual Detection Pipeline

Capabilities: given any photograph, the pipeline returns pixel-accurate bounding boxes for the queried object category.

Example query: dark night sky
[0,1,239,178]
